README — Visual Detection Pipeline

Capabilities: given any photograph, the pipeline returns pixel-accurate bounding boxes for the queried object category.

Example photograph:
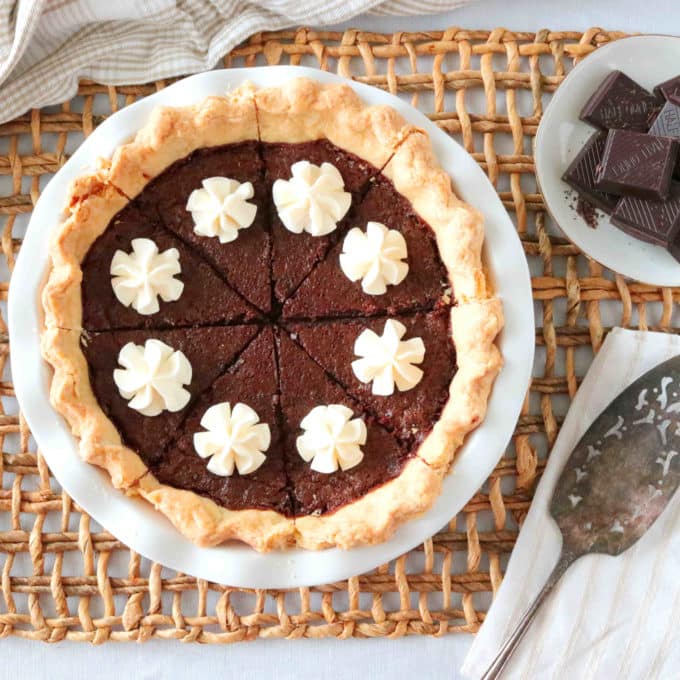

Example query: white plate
[8,66,533,589]
[535,35,680,286]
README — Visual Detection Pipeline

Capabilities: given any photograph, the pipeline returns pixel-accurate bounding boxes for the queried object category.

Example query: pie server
[481,353,680,679]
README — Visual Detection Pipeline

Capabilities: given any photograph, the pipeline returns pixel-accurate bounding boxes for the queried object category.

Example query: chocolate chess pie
[41,79,503,551]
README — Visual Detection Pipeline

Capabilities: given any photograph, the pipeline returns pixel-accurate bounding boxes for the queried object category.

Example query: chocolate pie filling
[81,140,458,517]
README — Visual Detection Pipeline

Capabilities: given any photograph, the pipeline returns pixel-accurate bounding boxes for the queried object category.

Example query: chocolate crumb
[576,198,599,229]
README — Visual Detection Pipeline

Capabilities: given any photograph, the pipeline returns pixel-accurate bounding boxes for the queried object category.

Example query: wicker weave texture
[2,26,674,644]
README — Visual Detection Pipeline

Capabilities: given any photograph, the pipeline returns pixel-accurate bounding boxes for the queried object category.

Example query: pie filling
[80,140,457,518]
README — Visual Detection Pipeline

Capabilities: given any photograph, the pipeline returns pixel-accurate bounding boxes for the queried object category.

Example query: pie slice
[81,325,258,464]
[287,308,456,443]
[81,201,259,330]
[137,326,295,550]
[276,329,440,548]
[134,141,272,314]
[263,139,379,304]
[148,327,290,515]
[277,328,409,516]
[282,174,448,319]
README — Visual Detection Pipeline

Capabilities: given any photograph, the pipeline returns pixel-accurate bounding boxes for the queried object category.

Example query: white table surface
[5,1,679,678]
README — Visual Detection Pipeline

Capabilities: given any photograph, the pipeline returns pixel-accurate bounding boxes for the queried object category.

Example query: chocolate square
[580,71,660,132]
[561,132,618,214]
[649,101,680,138]
[654,75,680,105]
[595,129,678,200]
[649,101,680,179]
[612,182,680,256]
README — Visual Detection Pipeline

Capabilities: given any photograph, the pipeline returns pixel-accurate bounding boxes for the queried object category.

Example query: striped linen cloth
[0,0,472,125]
[462,327,680,680]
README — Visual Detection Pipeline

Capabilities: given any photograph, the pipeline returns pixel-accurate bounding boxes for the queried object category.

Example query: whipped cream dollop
[352,319,425,396]
[113,339,192,416]
[193,402,270,476]
[272,161,351,237]
[296,404,366,473]
[339,221,409,295]
[110,238,184,315]
[186,177,257,243]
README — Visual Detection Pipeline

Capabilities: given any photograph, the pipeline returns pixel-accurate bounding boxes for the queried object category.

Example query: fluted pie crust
[41,79,503,551]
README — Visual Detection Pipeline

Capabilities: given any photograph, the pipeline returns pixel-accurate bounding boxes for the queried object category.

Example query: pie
[41,78,503,551]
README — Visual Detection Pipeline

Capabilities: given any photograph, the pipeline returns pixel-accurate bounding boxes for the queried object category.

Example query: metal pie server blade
[481,353,680,679]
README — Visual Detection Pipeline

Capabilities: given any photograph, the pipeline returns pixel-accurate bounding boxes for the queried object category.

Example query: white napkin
[0,0,474,125]
[462,328,680,680]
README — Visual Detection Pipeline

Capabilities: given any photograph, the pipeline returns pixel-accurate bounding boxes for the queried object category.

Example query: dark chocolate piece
[649,101,680,138]
[561,132,618,214]
[654,75,680,106]
[580,71,659,132]
[595,129,677,200]
[612,182,680,257]
[649,101,680,179]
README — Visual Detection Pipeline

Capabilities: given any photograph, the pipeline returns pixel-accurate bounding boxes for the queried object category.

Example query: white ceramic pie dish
[535,34,680,286]
[8,66,533,589]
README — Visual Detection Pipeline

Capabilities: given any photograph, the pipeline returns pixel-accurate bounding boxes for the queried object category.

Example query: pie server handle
[479,551,575,680]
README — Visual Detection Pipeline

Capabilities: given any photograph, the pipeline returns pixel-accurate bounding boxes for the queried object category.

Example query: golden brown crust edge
[137,475,294,550]
[40,326,295,551]
[107,84,259,199]
[40,80,503,552]
[41,325,295,551]
[41,327,147,487]
[294,301,503,549]
[254,77,414,172]
[295,457,440,550]
[382,130,489,303]
[43,83,262,333]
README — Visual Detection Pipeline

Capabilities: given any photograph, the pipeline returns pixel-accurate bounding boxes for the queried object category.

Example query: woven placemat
[3,26,671,644]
